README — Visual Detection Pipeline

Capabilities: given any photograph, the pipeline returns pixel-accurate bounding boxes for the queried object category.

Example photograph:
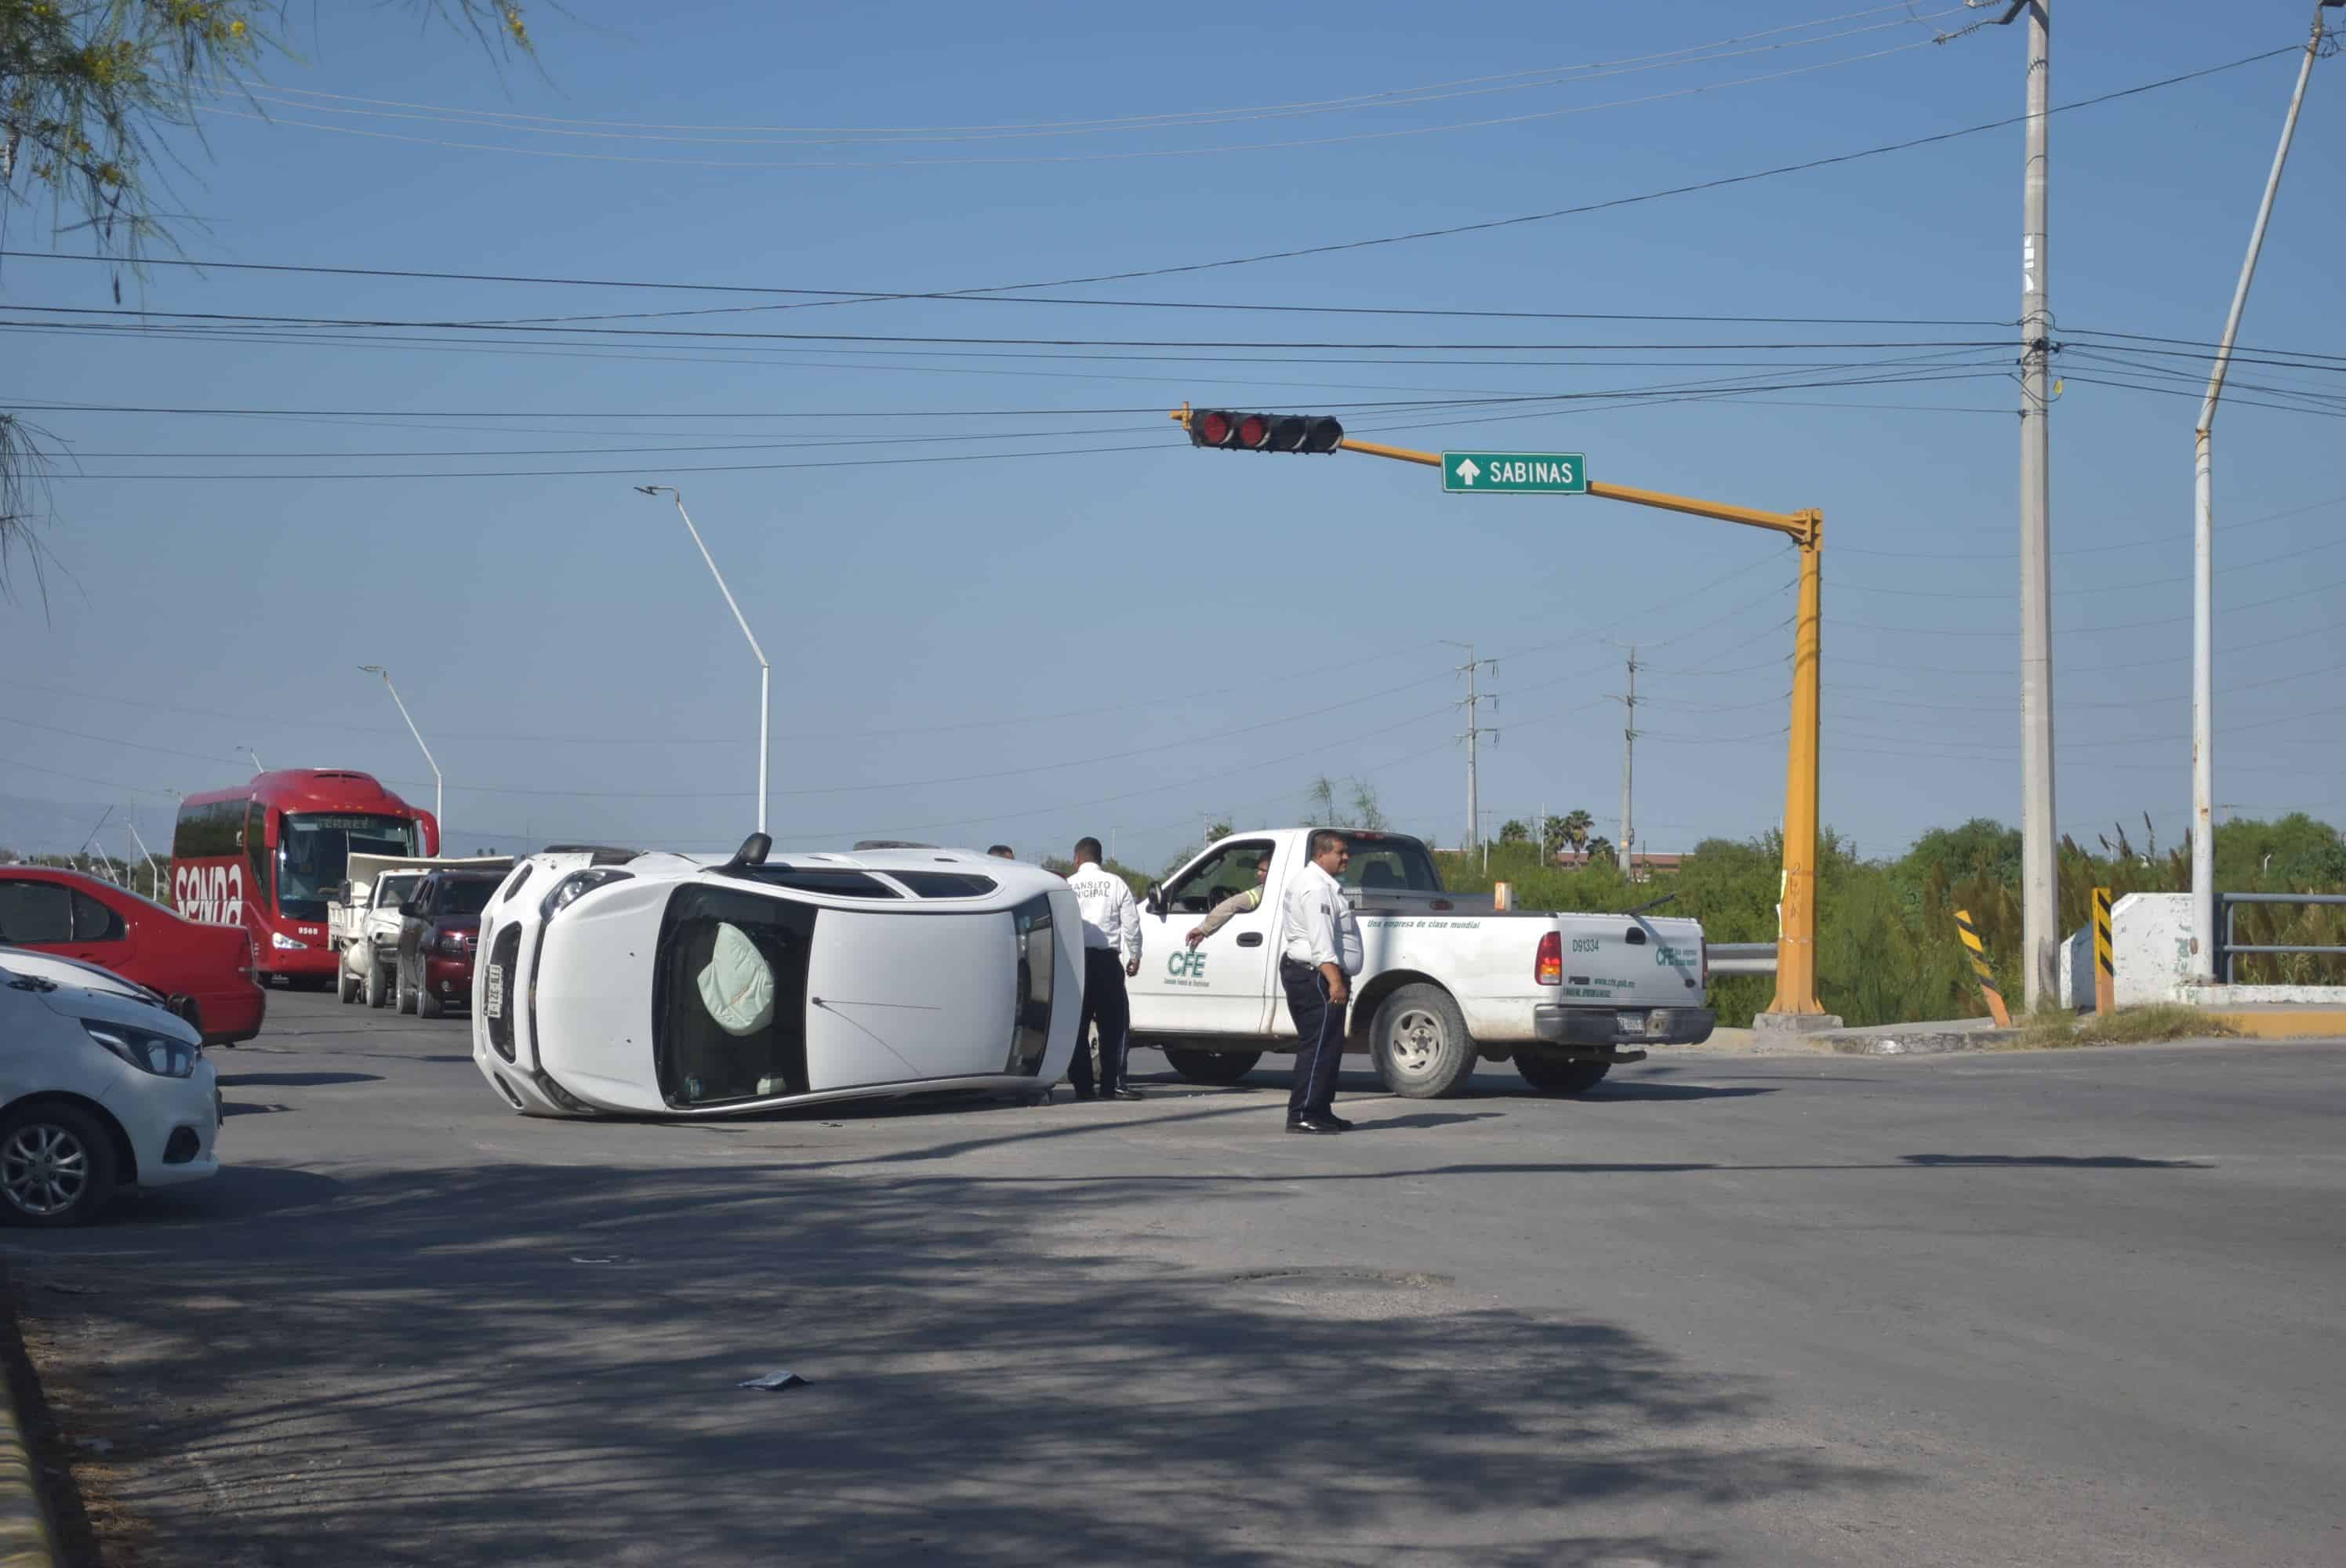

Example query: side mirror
[398,901,419,918]
[1145,884,1164,916]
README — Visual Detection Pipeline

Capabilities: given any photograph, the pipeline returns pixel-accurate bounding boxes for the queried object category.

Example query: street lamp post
[635,485,770,835]
[358,666,443,854]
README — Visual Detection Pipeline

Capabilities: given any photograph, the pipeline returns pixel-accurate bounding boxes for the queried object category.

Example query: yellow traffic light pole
[1173,406,1828,1018]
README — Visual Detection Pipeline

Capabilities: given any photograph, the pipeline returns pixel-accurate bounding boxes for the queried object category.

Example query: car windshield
[378,875,423,907]
[278,813,420,919]
[439,878,499,917]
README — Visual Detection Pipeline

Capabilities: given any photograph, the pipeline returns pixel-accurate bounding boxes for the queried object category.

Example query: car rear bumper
[1534,1004,1714,1054]
[185,985,266,1045]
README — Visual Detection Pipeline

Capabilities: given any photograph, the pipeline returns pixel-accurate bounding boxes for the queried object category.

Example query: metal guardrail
[2217,892,2346,983]
[1705,942,1778,977]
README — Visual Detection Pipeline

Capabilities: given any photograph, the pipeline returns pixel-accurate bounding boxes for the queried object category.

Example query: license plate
[485,964,505,1019]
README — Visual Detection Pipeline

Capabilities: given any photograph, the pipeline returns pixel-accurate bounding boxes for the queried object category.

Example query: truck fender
[1345,969,1447,1050]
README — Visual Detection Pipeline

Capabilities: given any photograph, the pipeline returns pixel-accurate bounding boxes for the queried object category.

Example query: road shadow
[1367,1112,1508,1131]
[1901,1153,2211,1170]
[1577,1083,1779,1102]
[216,1072,383,1088]
[10,1156,1907,1566]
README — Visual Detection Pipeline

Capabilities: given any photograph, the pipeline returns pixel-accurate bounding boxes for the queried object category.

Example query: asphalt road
[6,993,2344,1567]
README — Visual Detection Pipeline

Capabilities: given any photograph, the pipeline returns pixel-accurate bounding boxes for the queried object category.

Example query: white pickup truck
[328,854,505,1008]
[1126,829,1713,1098]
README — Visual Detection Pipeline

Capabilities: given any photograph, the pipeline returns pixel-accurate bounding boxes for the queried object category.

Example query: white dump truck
[328,853,505,1008]
[1125,829,1713,1098]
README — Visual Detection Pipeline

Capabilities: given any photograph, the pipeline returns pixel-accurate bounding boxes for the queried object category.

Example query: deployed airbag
[696,921,776,1036]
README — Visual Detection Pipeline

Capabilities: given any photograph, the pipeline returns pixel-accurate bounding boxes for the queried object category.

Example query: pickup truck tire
[1515,1054,1612,1095]
[1162,1047,1261,1087]
[365,956,390,1010]
[337,964,359,1005]
[396,960,418,1016]
[417,985,445,1021]
[1370,984,1479,1099]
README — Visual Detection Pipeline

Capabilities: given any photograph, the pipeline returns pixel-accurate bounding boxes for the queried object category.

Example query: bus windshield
[279,813,422,919]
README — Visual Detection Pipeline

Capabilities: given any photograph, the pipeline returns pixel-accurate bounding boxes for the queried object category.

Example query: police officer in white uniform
[1064,836,1142,1101]
[1278,829,1364,1133]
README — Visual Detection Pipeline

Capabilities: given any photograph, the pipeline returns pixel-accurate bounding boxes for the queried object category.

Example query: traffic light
[1187,408,1344,454]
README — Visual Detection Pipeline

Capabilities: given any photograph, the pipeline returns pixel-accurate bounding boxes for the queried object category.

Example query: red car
[0,867,266,1045]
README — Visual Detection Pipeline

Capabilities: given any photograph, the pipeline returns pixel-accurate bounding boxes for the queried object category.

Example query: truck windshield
[1340,836,1442,894]
[279,813,422,919]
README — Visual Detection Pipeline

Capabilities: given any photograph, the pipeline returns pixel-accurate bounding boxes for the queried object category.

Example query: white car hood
[0,947,162,1003]
[32,978,201,1043]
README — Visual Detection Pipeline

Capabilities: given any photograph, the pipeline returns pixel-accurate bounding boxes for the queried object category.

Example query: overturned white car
[470,836,1082,1118]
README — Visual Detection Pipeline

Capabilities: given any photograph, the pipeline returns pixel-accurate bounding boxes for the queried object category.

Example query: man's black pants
[1070,947,1131,1097]
[1280,958,1347,1121]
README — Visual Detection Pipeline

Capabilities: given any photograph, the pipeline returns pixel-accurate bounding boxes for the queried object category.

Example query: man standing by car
[1065,837,1142,1102]
[1279,830,1363,1134]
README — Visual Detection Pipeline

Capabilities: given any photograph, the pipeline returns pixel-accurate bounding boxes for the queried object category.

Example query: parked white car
[470,836,1083,1118]
[0,946,172,1009]
[0,960,221,1226]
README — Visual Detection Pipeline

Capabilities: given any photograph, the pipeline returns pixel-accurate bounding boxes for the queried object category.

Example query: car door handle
[1236,932,1264,948]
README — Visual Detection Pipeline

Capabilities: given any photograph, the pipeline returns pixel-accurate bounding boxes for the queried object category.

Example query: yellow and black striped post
[1954,909,2011,1028]
[2092,887,2115,1015]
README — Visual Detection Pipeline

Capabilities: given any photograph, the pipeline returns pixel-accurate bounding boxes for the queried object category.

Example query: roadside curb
[0,1318,56,1568]
[1825,1026,2021,1056]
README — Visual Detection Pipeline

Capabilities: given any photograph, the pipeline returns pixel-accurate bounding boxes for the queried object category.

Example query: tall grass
[1436,812,2346,1027]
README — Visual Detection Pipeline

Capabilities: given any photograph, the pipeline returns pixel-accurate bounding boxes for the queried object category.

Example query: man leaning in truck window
[1065,836,1143,1102]
[1278,829,1363,1134]
[1186,846,1271,949]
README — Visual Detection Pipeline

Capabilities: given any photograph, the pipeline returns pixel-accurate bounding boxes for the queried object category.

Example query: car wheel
[417,984,444,1020]
[365,958,390,1009]
[1162,1047,1261,1086]
[1370,983,1479,1099]
[337,964,360,1005]
[1514,1054,1612,1095]
[397,960,418,1015]
[0,1103,119,1228]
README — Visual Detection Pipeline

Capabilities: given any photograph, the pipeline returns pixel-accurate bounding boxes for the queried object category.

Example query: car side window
[0,880,74,945]
[1164,842,1274,915]
[70,891,125,942]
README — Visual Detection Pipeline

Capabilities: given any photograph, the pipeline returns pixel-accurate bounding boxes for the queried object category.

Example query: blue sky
[3,0,2342,871]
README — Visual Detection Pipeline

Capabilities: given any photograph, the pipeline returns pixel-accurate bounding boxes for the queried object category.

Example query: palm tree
[1562,809,1595,856]
[1584,834,1618,869]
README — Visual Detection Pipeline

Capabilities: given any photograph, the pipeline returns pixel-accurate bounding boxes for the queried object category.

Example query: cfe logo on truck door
[1164,950,1211,987]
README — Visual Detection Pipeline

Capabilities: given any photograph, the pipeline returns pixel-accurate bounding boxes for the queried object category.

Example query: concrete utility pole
[2190,0,2341,980]
[1614,647,1640,874]
[2004,0,2059,1011]
[1443,642,1499,854]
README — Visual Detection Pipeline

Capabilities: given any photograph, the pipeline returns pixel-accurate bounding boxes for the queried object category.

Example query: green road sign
[1442,452,1587,495]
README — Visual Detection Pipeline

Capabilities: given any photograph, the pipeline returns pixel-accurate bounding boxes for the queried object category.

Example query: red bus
[170,770,441,985]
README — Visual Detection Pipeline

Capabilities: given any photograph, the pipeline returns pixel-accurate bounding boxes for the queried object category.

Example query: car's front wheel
[365,955,390,1009]
[417,981,444,1020]
[0,1103,119,1228]
[337,961,360,1005]
[397,959,419,1015]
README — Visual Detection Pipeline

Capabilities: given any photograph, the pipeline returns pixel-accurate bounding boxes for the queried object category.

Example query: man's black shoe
[1324,1112,1355,1131]
[1109,1087,1145,1102]
[1285,1114,1345,1134]
[1071,1091,1099,1102]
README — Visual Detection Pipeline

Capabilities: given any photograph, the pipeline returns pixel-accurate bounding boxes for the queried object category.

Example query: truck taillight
[1535,931,1562,986]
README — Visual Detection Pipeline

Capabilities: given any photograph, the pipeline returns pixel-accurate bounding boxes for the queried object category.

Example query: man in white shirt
[1278,829,1364,1134]
[1064,836,1143,1101]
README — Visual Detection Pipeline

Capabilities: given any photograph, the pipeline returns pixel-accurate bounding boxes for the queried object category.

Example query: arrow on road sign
[1455,458,1482,487]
